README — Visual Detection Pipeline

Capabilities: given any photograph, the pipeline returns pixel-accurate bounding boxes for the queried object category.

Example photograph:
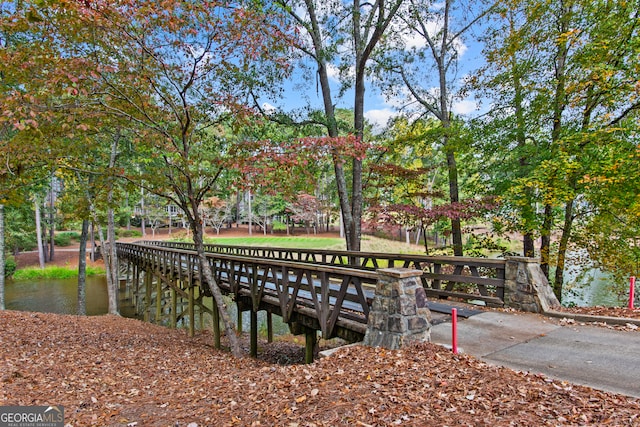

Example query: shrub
[116,229,143,238]
[54,233,72,247]
[271,220,287,232]
[4,255,16,278]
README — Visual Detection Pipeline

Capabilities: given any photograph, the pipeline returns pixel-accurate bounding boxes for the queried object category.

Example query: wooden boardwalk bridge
[116,241,508,361]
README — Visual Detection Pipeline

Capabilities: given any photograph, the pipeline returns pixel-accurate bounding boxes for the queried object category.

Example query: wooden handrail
[133,240,506,305]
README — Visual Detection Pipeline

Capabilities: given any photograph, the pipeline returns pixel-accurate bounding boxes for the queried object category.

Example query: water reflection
[561,249,624,307]
[5,277,291,335]
[5,276,109,315]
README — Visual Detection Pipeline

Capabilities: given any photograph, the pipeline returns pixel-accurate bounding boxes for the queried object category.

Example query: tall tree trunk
[95,223,117,312]
[351,53,364,250]
[303,0,353,248]
[523,234,535,258]
[77,219,89,315]
[512,35,536,259]
[106,206,119,314]
[540,0,569,279]
[0,204,5,310]
[540,203,553,278]
[446,149,463,256]
[294,0,401,252]
[553,198,574,302]
[34,198,45,269]
[90,221,96,262]
[191,214,243,357]
[104,134,120,315]
[48,180,55,262]
[41,199,50,262]
[247,190,252,236]
[140,187,146,237]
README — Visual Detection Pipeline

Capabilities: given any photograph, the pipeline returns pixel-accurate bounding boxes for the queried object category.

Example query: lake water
[5,276,110,315]
[4,275,291,335]
[562,267,623,307]
[560,249,625,307]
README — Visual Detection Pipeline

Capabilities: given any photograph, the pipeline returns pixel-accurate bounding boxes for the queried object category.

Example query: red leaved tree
[369,198,497,255]
[287,193,321,235]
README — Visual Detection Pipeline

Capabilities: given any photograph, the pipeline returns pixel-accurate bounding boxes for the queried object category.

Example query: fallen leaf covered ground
[556,305,640,320]
[1,310,638,426]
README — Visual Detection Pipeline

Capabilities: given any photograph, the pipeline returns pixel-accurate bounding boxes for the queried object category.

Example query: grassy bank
[202,234,428,254]
[12,265,105,281]
[203,235,345,250]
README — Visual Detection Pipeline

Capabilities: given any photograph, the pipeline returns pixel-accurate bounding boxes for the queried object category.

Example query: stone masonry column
[363,268,432,350]
[504,256,560,313]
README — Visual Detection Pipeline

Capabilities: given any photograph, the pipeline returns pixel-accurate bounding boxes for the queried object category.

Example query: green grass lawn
[202,234,427,255]
[12,265,105,281]
[203,235,345,250]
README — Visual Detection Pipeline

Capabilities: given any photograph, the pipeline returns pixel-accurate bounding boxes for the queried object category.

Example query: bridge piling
[250,309,258,358]
[237,308,243,335]
[305,328,317,364]
[144,272,152,322]
[170,288,177,328]
[155,276,162,324]
[211,298,221,349]
[188,284,195,337]
[266,311,273,343]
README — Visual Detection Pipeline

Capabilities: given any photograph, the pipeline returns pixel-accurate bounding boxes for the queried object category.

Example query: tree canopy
[1,0,639,310]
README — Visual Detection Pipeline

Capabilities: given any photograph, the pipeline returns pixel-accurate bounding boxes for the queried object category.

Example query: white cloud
[452,99,477,115]
[261,102,277,114]
[365,108,398,132]
[325,63,355,82]
[326,63,341,80]
[452,38,468,58]
[392,4,468,58]
[399,27,427,50]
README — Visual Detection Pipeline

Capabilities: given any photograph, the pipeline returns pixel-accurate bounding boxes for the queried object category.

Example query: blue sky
[260,2,488,132]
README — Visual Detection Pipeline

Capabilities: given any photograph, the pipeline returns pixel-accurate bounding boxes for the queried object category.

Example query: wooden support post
[212,296,221,349]
[305,328,317,364]
[125,262,132,300]
[237,304,243,335]
[144,272,152,323]
[171,287,177,328]
[155,275,162,324]
[198,290,204,330]
[133,266,140,315]
[266,311,273,343]
[188,284,195,338]
[250,309,258,358]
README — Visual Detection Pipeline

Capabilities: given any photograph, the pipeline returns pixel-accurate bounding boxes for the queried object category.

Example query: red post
[451,308,458,354]
[630,276,636,310]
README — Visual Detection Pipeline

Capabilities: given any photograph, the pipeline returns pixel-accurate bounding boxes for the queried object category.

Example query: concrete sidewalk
[430,311,640,398]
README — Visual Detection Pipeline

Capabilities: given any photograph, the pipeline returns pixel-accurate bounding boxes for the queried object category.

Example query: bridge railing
[116,242,378,339]
[135,240,506,306]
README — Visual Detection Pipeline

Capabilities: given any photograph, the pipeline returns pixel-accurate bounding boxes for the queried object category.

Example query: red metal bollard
[630,276,636,310]
[451,308,458,354]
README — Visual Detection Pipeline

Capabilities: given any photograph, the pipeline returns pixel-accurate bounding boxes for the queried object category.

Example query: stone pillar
[504,256,560,313]
[363,268,432,350]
